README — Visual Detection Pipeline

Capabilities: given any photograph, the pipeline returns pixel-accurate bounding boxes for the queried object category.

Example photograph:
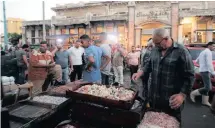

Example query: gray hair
[153,28,170,38]
[147,39,154,47]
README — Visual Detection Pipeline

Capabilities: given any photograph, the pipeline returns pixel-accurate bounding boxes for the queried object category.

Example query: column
[21,27,26,44]
[207,20,213,42]
[178,25,183,43]
[135,27,141,46]
[127,2,135,50]
[51,25,55,35]
[171,2,179,41]
[26,29,32,44]
[191,17,197,43]
[35,27,39,44]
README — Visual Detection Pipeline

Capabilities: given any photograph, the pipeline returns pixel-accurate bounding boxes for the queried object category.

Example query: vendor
[132,28,195,122]
[80,35,110,84]
[28,41,65,95]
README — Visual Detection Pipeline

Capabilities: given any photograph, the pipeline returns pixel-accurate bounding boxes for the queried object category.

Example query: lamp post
[3,1,8,50]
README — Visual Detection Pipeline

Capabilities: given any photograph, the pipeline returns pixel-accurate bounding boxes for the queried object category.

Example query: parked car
[186,45,215,98]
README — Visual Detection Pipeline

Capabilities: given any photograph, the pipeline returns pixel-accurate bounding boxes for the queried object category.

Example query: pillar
[135,27,141,46]
[171,2,179,41]
[51,25,55,35]
[35,27,39,44]
[178,25,183,43]
[207,20,213,42]
[127,2,135,50]
[191,17,197,43]
[21,27,26,44]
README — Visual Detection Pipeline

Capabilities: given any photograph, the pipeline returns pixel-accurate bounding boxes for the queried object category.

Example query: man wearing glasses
[80,35,110,83]
[132,28,195,122]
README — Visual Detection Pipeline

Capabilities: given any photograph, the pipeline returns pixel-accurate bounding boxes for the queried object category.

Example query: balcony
[23,20,51,26]
[91,14,128,21]
[52,17,88,26]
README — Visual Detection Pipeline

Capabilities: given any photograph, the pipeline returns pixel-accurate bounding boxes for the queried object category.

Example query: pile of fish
[75,84,135,101]
[32,95,68,105]
[138,112,180,128]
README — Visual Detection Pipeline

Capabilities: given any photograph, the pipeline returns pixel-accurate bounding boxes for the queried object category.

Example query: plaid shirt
[143,42,195,107]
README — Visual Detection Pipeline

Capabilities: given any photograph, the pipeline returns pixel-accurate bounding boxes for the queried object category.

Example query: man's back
[15,49,26,67]
[100,43,111,73]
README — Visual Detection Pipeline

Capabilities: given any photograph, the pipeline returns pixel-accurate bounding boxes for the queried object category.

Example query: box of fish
[6,100,56,125]
[69,98,144,127]
[31,92,70,111]
[66,83,138,110]
[137,111,180,128]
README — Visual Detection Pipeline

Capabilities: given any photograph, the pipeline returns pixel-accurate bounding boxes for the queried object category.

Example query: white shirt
[196,48,215,75]
[67,46,84,66]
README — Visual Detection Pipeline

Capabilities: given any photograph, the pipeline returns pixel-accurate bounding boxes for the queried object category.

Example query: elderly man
[28,41,64,94]
[80,35,110,83]
[132,28,195,122]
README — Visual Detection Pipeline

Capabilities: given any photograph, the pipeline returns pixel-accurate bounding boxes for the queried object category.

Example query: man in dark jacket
[133,28,195,122]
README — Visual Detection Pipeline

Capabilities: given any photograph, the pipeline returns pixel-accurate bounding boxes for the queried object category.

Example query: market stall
[2,80,181,128]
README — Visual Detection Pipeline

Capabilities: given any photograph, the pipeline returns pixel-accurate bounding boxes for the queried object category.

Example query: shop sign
[135,8,171,24]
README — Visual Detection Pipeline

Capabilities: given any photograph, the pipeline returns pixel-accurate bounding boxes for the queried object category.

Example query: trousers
[113,66,124,85]
[199,72,212,96]
[70,65,83,82]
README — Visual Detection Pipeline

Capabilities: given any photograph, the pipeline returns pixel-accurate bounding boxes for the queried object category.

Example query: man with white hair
[132,28,195,122]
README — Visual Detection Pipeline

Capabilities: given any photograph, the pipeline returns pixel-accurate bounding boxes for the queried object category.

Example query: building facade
[7,18,23,34]
[22,1,215,49]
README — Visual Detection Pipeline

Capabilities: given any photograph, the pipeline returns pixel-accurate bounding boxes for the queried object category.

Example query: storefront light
[181,18,192,24]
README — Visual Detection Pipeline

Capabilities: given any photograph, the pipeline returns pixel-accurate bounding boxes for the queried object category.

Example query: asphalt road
[123,70,215,128]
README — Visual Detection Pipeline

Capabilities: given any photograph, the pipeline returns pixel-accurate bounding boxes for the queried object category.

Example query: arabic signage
[135,8,171,25]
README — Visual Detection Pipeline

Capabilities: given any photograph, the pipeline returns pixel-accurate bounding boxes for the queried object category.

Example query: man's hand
[132,72,142,81]
[169,93,185,109]
[70,66,74,72]
[86,66,93,72]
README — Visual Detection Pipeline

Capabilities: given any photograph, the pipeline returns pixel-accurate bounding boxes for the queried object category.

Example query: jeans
[199,72,212,96]
[101,73,109,85]
[113,66,124,85]
[70,65,83,82]
[62,67,69,83]
[17,65,27,84]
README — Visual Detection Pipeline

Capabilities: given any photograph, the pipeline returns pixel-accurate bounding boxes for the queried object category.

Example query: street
[123,70,215,128]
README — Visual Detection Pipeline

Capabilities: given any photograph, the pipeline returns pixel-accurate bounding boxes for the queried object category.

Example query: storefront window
[61,29,66,34]
[213,32,215,42]
[78,28,85,37]
[117,25,125,45]
[96,26,103,33]
[197,23,207,29]
[106,26,113,33]
[69,28,75,34]
[197,32,206,43]
[182,24,192,43]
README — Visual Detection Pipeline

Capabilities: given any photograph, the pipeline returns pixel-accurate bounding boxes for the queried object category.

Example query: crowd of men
[1,28,215,122]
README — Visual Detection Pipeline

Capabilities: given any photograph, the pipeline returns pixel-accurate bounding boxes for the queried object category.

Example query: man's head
[80,34,91,48]
[22,44,29,52]
[74,39,81,48]
[99,32,107,42]
[207,42,215,51]
[94,40,101,47]
[146,38,154,50]
[131,46,135,52]
[56,39,64,50]
[152,28,172,51]
[40,41,48,53]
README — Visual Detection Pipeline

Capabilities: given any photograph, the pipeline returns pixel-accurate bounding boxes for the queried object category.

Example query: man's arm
[205,51,215,74]
[69,54,73,69]
[22,53,29,67]
[180,49,195,95]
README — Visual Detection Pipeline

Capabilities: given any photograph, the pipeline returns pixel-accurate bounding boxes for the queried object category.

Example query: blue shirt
[83,45,107,83]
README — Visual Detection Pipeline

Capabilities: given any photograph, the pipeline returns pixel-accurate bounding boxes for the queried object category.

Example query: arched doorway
[139,21,171,46]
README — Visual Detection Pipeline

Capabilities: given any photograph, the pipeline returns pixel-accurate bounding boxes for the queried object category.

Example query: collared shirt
[83,45,107,83]
[28,50,53,81]
[196,48,215,75]
[143,42,195,106]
